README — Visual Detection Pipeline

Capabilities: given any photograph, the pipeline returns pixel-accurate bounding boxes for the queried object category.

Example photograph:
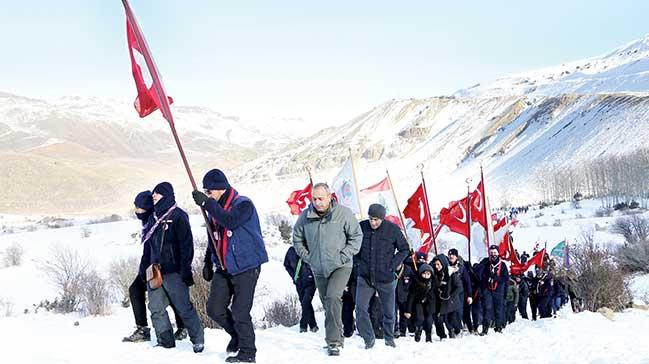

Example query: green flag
[550,241,566,258]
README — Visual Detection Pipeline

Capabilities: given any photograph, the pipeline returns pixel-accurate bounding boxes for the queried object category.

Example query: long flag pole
[466,181,472,263]
[481,166,495,247]
[349,148,364,219]
[121,0,223,267]
[419,164,438,255]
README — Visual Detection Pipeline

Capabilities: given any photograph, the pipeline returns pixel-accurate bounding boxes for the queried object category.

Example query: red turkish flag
[286,183,312,215]
[125,9,173,118]
[511,248,545,275]
[470,181,487,230]
[439,197,470,238]
[403,183,435,254]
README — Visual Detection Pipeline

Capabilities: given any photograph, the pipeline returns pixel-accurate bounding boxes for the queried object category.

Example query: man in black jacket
[517,274,530,319]
[284,246,318,333]
[478,245,509,335]
[355,204,409,349]
[142,182,204,352]
[447,249,473,333]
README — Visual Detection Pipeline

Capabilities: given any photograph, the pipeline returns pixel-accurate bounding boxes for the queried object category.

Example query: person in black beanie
[141,182,204,353]
[192,169,268,363]
[123,190,187,343]
[355,203,409,349]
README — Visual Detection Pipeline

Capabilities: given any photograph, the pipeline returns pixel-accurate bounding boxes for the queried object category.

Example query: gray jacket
[292,200,362,278]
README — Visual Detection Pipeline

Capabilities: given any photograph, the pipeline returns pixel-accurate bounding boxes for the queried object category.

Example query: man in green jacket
[293,182,362,356]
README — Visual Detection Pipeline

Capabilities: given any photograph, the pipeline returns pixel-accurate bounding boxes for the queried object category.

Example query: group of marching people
[120,173,572,362]
[285,183,574,356]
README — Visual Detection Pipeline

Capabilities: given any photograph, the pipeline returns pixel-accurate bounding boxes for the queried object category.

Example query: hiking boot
[226,336,239,354]
[309,326,319,333]
[495,327,503,333]
[449,331,456,339]
[299,327,308,333]
[193,343,204,353]
[225,353,255,363]
[174,328,188,341]
[480,326,489,336]
[414,329,422,342]
[327,344,340,356]
[122,326,151,342]
[385,339,396,348]
[155,330,176,348]
[364,338,375,349]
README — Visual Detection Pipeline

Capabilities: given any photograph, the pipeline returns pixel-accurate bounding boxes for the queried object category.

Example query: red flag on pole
[286,183,312,215]
[470,180,487,230]
[360,177,403,228]
[403,183,435,255]
[124,1,173,118]
[438,197,470,238]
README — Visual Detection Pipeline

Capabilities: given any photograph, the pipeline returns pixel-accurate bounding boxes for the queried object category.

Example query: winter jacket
[396,260,416,304]
[479,257,510,292]
[406,264,437,313]
[292,200,363,277]
[204,188,269,275]
[506,278,519,303]
[518,279,530,299]
[537,273,553,298]
[433,255,463,315]
[450,257,473,299]
[357,219,410,285]
[283,246,315,289]
[140,206,194,281]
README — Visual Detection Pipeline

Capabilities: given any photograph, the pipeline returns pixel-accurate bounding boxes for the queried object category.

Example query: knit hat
[418,264,433,275]
[415,251,428,262]
[153,182,174,198]
[134,190,153,210]
[368,203,386,219]
[202,169,230,190]
[448,248,459,257]
[489,244,499,251]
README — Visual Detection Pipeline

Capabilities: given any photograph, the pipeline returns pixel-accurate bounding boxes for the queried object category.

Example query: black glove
[183,274,195,287]
[192,190,209,207]
[202,261,214,282]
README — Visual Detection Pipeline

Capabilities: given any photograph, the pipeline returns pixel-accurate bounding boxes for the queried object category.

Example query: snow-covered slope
[456,35,649,98]
[235,35,649,212]
[2,202,649,364]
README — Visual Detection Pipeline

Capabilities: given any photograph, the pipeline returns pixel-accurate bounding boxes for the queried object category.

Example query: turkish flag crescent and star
[403,183,435,254]
[470,180,488,230]
[360,177,403,228]
[438,197,470,238]
[125,2,173,118]
[286,183,312,215]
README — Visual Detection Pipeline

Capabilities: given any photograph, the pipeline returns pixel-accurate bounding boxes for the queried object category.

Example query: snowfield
[1,200,649,364]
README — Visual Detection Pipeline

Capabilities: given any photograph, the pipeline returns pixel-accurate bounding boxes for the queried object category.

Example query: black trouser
[129,275,184,329]
[471,296,483,330]
[342,288,356,337]
[297,284,317,330]
[518,294,529,319]
[538,296,552,318]
[395,301,409,334]
[207,267,260,356]
[413,303,433,336]
[442,310,462,334]
[529,295,539,320]
[462,298,474,331]
[369,294,385,339]
[506,301,516,324]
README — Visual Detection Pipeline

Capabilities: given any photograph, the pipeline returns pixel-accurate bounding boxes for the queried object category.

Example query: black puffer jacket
[357,219,410,285]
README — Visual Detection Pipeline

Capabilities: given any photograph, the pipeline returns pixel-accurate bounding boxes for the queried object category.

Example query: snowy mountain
[455,35,649,98]
[0,93,314,214]
[234,36,649,212]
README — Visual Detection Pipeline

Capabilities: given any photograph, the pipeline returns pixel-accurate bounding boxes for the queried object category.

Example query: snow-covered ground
[1,199,649,364]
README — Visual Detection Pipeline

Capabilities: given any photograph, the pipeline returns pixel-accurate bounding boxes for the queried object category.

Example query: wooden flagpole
[418,164,438,255]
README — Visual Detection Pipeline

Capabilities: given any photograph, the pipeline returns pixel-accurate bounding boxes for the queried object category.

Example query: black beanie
[134,190,153,210]
[203,169,230,190]
[448,248,459,257]
[153,182,174,198]
[368,203,386,219]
